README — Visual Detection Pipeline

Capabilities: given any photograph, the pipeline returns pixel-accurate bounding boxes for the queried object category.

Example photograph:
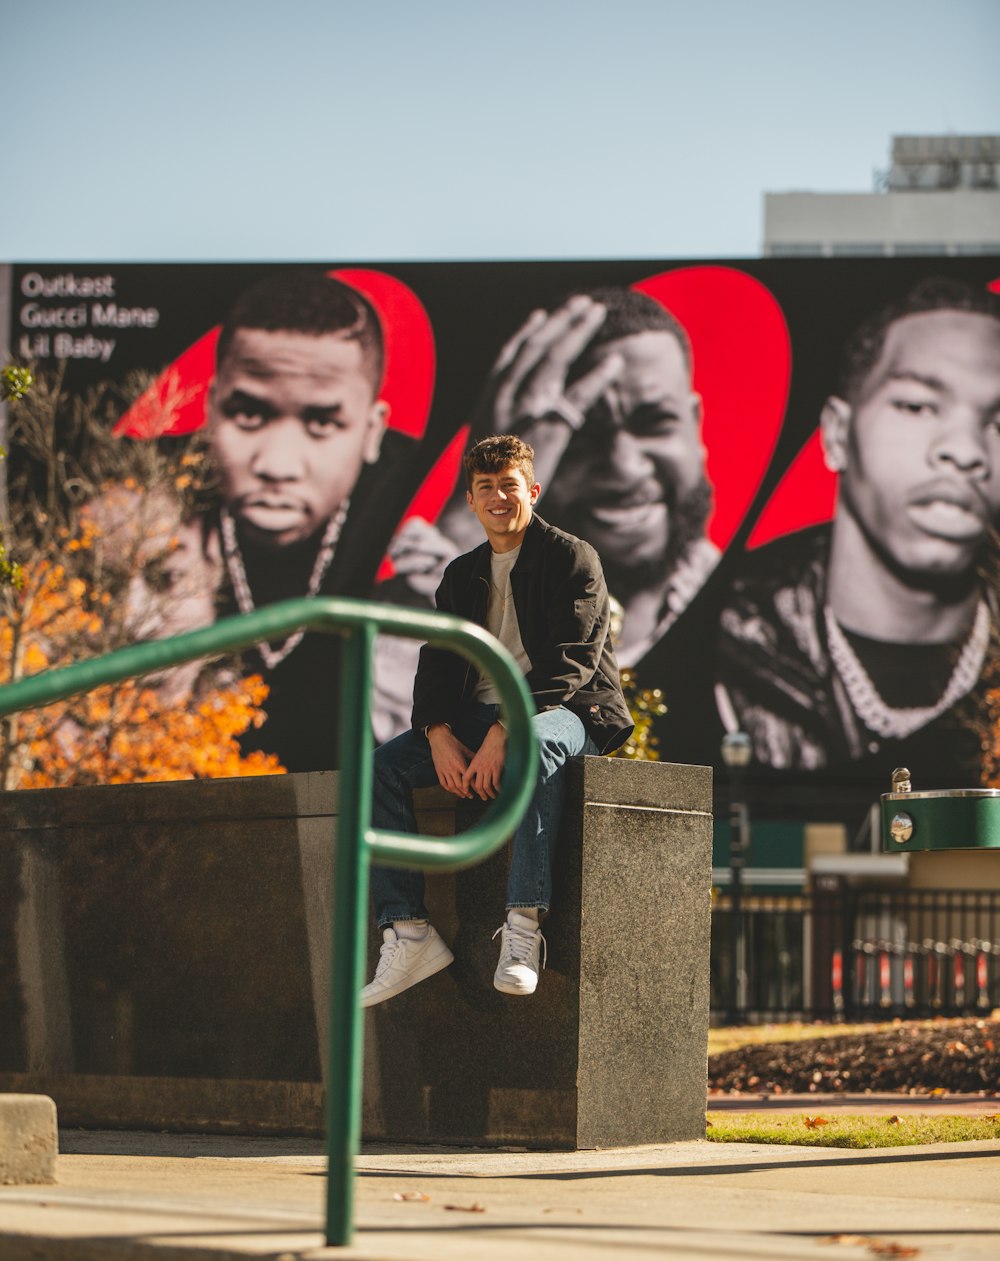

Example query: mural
[3,258,998,787]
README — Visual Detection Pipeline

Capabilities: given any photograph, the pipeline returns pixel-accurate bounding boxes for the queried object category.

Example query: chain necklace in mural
[220,501,349,669]
[824,599,990,741]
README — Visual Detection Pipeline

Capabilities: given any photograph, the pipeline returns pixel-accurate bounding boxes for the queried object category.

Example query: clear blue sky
[3,0,997,261]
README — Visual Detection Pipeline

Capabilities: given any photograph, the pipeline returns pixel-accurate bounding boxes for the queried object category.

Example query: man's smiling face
[466,463,540,552]
[208,328,386,548]
[540,330,706,573]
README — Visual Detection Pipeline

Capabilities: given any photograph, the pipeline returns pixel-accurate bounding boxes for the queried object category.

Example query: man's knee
[532,720,586,776]
[373,729,416,783]
[373,728,436,798]
[534,733,567,764]
[372,739,394,781]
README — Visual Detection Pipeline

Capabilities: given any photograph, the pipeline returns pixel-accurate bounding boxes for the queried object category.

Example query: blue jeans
[370,702,595,927]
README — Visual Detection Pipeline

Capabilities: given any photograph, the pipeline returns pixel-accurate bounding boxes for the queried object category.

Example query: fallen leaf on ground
[444,1203,486,1213]
[393,1191,430,1202]
[886,1115,902,1124]
[929,1088,947,1097]
[804,1115,831,1128]
[868,1243,920,1257]
[823,1234,874,1245]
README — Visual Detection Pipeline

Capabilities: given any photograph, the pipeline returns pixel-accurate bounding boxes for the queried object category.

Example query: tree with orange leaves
[0,367,283,788]
[983,685,1000,787]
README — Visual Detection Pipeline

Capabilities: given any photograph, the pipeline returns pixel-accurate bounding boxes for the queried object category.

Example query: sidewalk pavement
[1,1124,998,1261]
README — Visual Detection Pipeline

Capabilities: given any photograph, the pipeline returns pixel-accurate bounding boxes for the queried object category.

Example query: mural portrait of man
[104,269,422,770]
[435,287,720,667]
[715,277,1000,780]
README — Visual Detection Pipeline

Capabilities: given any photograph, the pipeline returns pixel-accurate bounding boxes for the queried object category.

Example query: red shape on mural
[330,268,436,439]
[633,266,791,550]
[747,429,838,549]
[113,330,220,439]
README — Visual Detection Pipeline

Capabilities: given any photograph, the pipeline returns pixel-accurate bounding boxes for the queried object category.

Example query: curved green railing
[0,595,538,1246]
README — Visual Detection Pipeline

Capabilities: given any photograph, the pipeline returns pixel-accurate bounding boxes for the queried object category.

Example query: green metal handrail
[0,595,538,1246]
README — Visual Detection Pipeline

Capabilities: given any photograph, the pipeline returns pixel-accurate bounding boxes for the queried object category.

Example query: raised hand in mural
[386,515,460,599]
[438,295,625,551]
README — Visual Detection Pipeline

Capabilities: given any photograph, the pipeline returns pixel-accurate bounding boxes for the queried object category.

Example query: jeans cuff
[376,906,427,930]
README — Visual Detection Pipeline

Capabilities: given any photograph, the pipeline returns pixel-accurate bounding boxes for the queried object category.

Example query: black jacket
[411,514,633,755]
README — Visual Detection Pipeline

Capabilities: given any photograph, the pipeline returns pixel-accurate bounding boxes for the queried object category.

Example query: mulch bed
[709,1016,1000,1095]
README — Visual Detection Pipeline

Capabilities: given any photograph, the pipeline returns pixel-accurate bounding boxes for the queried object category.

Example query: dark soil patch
[709,1016,1000,1095]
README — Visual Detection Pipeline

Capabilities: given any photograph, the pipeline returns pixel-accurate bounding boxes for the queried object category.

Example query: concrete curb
[0,1094,57,1185]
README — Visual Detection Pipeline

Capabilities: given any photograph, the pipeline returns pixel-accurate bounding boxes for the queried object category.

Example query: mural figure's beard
[549,478,713,602]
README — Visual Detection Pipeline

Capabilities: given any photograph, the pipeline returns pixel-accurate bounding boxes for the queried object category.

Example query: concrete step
[0,1094,57,1185]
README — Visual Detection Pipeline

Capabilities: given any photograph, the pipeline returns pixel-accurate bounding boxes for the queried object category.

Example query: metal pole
[734,792,750,1015]
[325,622,375,1247]
[728,771,743,1023]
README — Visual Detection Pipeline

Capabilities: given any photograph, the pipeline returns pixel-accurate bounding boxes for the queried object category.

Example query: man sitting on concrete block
[363,434,632,1005]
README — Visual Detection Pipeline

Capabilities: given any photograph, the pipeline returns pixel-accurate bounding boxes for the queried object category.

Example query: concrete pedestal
[363,757,713,1147]
[0,762,712,1148]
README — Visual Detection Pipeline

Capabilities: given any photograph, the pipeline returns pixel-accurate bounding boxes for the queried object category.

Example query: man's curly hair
[464,434,535,492]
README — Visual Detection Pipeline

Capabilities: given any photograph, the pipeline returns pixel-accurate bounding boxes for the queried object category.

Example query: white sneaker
[360,925,454,1008]
[492,913,546,996]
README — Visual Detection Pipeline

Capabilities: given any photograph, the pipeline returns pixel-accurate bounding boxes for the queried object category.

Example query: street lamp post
[721,731,752,1024]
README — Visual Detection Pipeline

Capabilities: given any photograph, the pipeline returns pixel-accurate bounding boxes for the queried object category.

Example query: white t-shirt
[472,544,531,703]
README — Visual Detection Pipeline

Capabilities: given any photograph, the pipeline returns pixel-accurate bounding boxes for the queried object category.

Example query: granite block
[0,771,339,830]
[1,762,713,1148]
[0,1094,57,1185]
[365,756,713,1147]
[1,785,321,1084]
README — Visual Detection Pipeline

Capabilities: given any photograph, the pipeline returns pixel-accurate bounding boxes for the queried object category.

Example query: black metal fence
[710,886,1000,1023]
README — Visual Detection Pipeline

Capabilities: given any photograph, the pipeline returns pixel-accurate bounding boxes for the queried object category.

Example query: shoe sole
[493,975,538,996]
[360,945,454,1008]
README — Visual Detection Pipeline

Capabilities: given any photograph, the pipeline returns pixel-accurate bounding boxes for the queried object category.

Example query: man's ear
[820,396,851,474]
[529,482,541,504]
[363,400,389,464]
[689,391,707,458]
[466,489,476,512]
[206,381,219,430]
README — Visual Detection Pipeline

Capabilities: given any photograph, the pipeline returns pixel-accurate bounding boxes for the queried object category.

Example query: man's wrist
[544,399,585,431]
[423,722,451,738]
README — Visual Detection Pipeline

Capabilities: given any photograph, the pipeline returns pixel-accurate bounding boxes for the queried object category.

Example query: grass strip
[706,1112,1000,1148]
